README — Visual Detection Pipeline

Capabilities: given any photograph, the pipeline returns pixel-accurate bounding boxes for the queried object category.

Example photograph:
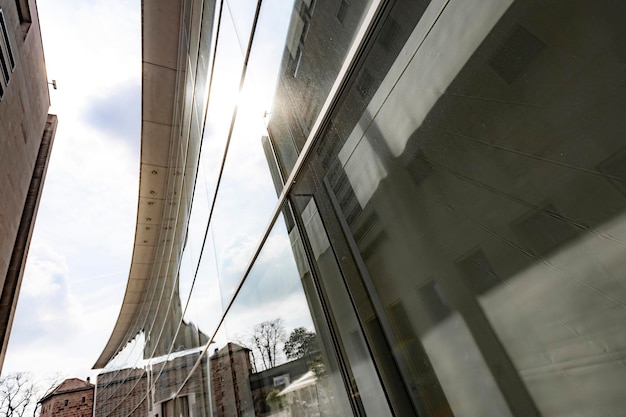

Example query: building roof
[39,378,94,403]
[92,0,183,369]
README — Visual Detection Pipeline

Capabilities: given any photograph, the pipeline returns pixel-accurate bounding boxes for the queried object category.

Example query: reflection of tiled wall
[96,368,147,417]
[96,352,210,417]
[154,352,211,417]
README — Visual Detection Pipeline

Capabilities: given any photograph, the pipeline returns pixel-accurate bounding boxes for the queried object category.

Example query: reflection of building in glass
[96,352,210,417]
[0,0,56,373]
[209,343,255,417]
[249,354,310,417]
[95,368,147,417]
[93,0,626,416]
[207,341,316,417]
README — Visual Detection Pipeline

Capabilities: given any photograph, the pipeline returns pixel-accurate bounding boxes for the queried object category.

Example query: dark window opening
[377,17,400,51]
[418,280,452,323]
[0,43,9,84]
[355,68,375,99]
[0,9,15,70]
[488,24,544,84]
[336,0,349,24]
[456,249,501,295]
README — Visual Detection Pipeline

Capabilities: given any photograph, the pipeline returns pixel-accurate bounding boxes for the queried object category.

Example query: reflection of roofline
[39,382,94,404]
[93,0,183,369]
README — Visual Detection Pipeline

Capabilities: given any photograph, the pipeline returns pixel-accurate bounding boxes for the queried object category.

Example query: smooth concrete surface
[93,0,183,369]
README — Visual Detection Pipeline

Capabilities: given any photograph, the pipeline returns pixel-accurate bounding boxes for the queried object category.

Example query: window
[0,10,14,69]
[0,49,8,84]
[488,24,544,84]
[82,396,85,403]
[64,400,68,406]
[0,8,15,100]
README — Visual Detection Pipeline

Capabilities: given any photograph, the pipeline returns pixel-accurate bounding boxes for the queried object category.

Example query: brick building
[39,378,94,417]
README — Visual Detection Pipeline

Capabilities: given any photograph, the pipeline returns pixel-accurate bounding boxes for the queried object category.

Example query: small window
[82,396,85,403]
[64,400,69,406]
[0,9,14,70]
[0,7,14,96]
[0,41,9,84]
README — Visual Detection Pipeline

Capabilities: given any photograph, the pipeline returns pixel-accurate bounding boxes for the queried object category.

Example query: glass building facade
[94,0,626,416]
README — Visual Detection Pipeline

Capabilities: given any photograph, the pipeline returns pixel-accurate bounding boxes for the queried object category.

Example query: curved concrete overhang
[93,0,183,369]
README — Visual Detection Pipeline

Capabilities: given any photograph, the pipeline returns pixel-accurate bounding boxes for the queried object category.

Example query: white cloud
[3,0,141,380]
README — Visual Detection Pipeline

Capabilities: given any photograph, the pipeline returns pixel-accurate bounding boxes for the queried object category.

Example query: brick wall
[40,387,94,417]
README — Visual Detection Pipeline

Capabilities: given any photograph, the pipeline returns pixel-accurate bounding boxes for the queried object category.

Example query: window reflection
[280,0,626,415]
[267,0,376,177]
[211,212,355,417]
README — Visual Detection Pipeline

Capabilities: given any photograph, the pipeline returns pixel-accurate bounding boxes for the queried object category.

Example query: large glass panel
[223,0,262,55]
[286,0,626,416]
[180,222,223,348]
[213,210,360,417]
[207,0,296,307]
[290,194,401,417]
[96,364,148,417]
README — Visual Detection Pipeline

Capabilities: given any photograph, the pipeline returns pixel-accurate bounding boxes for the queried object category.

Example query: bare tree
[0,373,35,417]
[31,376,61,417]
[250,318,286,371]
[0,372,61,417]
[232,335,258,373]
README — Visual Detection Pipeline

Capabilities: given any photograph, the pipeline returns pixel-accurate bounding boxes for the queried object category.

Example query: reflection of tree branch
[31,374,62,417]
[232,334,258,373]
[239,318,287,371]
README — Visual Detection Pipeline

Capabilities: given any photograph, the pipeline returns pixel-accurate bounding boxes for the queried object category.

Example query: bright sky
[3,0,141,380]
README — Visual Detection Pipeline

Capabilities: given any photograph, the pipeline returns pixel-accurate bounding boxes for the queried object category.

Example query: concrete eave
[93,0,183,369]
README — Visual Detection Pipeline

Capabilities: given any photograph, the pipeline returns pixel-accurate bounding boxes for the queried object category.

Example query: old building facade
[39,378,94,417]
